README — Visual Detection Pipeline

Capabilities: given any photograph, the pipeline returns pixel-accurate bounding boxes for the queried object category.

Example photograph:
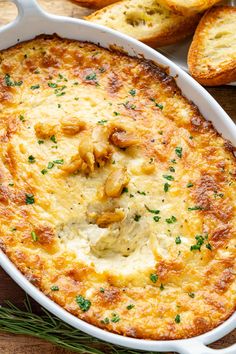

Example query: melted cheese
[0,36,235,340]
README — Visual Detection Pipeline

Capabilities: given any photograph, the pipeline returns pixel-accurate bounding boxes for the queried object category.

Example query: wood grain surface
[0,1,235,353]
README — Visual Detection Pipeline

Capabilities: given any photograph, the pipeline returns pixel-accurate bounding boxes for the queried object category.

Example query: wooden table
[0,1,235,353]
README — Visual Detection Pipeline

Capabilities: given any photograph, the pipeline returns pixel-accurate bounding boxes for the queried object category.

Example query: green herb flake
[31,231,37,242]
[41,169,48,175]
[99,288,105,293]
[190,235,204,251]
[4,74,23,87]
[101,317,110,324]
[175,147,182,158]
[127,304,135,310]
[50,135,57,144]
[8,183,14,187]
[150,273,158,283]
[166,216,177,224]
[50,285,59,291]
[56,92,66,97]
[188,206,204,211]
[113,111,120,116]
[53,159,64,165]
[129,89,136,96]
[175,236,181,244]
[47,162,54,169]
[25,193,35,205]
[134,214,141,222]
[163,175,174,181]
[97,120,108,125]
[30,84,40,90]
[145,205,160,214]
[164,182,170,193]
[206,243,212,251]
[150,98,163,110]
[188,292,195,298]
[153,216,161,222]
[38,140,44,145]
[75,295,91,312]
[111,313,120,323]
[122,187,128,194]
[137,191,146,195]
[85,73,97,81]
[187,182,194,188]
[171,159,177,164]
[129,194,134,198]
[175,314,181,324]
[19,115,25,122]
[28,155,35,164]
[58,104,61,108]
[48,82,57,88]
[169,166,175,173]
[160,283,165,291]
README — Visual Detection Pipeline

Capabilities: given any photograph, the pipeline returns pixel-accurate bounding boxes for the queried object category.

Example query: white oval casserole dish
[0,1,235,353]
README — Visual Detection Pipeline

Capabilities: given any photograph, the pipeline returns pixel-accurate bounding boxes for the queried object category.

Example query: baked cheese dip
[0,36,235,339]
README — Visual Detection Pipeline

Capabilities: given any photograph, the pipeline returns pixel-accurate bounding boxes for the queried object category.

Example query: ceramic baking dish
[0,1,235,353]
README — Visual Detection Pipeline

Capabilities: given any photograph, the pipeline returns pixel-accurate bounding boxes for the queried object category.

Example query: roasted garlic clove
[104,167,129,197]
[79,134,95,172]
[34,122,58,139]
[109,129,138,148]
[96,210,125,228]
[61,117,86,136]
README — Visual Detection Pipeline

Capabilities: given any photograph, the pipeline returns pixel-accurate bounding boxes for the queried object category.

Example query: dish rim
[0,1,235,353]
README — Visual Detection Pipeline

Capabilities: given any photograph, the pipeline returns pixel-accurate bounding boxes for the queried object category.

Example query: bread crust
[188,6,236,86]
[74,0,118,9]
[85,0,202,47]
[157,0,221,15]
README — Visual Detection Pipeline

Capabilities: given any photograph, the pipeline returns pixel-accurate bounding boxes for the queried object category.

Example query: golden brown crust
[75,0,118,8]
[157,0,221,15]
[188,6,236,86]
[0,35,235,340]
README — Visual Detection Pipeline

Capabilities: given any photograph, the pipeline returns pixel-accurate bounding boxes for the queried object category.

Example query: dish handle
[176,339,236,354]
[3,0,47,23]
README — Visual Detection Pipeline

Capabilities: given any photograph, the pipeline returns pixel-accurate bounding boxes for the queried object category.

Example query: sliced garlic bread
[188,6,236,86]
[75,0,118,8]
[85,0,201,47]
[157,0,221,15]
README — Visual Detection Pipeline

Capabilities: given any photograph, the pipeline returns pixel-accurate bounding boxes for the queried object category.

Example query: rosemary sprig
[0,297,157,354]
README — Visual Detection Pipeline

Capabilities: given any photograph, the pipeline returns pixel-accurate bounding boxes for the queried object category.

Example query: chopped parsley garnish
[187,182,194,188]
[150,273,158,283]
[85,73,97,81]
[153,216,161,222]
[166,216,177,224]
[74,97,79,101]
[122,101,136,110]
[122,187,129,194]
[53,159,64,165]
[47,162,54,169]
[206,243,212,250]
[188,206,204,211]
[188,292,195,298]
[129,89,136,96]
[145,205,160,214]
[129,194,134,198]
[99,67,106,73]
[150,98,163,110]
[8,183,14,187]
[163,175,174,181]
[100,287,105,293]
[137,191,146,195]
[113,111,120,116]
[48,82,57,88]
[41,169,48,175]
[58,104,61,108]
[31,231,37,242]
[171,159,176,164]
[56,92,66,97]
[75,295,91,312]
[38,140,44,144]
[51,285,59,291]
[101,317,110,324]
[164,182,170,192]
[213,192,224,198]
[169,166,175,173]
[19,115,25,122]
[175,236,181,244]
[160,283,165,291]
[134,214,141,222]
[30,84,40,90]
[190,235,205,251]
[175,146,182,158]
[97,120,108,125]
[111,313,120,323]
[25,193,35,205]
[175,314,181,324]
[50,135,57,144]
[4,74,23,87]
[28,155,35,164]
[127,304,135,310]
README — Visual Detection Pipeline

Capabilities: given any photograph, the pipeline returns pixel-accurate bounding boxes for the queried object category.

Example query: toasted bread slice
[74,0,118,9]
[157,0,221,15]
[188,6,236,86]
[85,0,201,47]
